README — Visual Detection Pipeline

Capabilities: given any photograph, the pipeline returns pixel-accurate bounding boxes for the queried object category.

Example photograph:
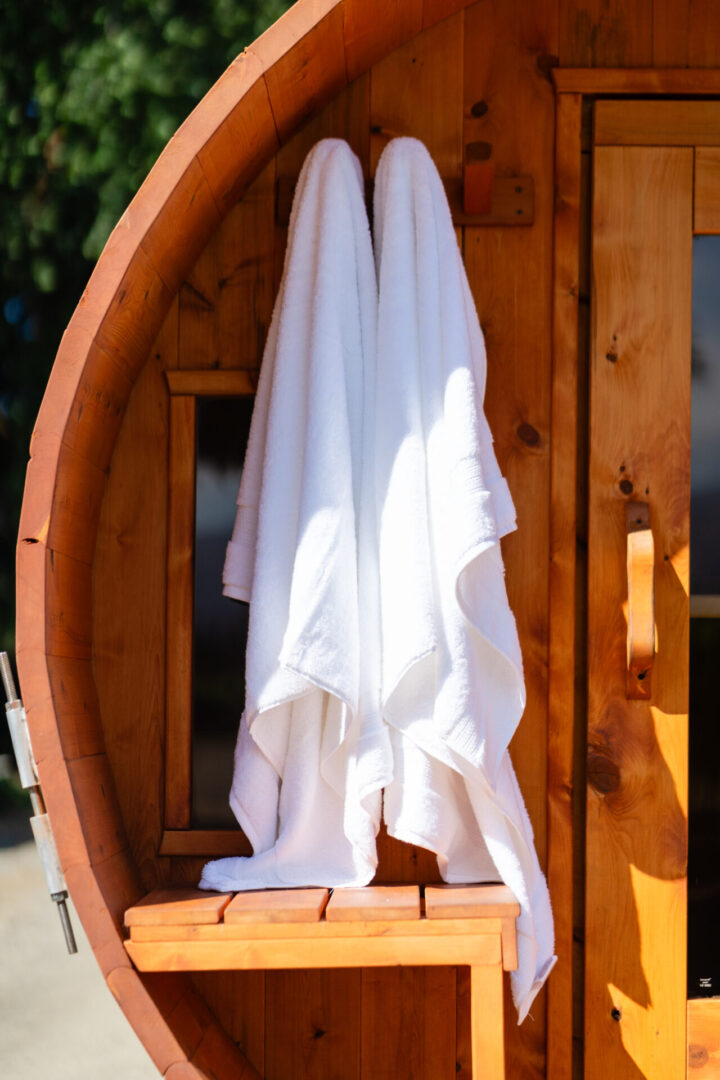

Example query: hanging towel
[200,138,391,893]
[373,137,556,1022]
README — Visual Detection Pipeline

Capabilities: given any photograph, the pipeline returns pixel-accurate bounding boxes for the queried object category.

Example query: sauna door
[587,102,720,1079]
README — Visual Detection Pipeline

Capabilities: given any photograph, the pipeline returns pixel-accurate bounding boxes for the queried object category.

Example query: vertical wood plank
[369,12,464,178]
[587,144,691,1080]
[165,394,195,830]
[558,0,653,66]
[463,1,557,1072]
[178,165,275,372]
[695,148,720,235]
[344,0,423,82]
[264,970,361,1080]
[470,964,505,1080]
[548,90,582,1080]
[360,967,456,1080]
[688,0,720,67]
[191,972,265,1077]
[652,0,690,67]
[93,323,172,887]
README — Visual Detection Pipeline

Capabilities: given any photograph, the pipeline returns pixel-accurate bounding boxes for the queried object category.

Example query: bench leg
[470,964,505,1079]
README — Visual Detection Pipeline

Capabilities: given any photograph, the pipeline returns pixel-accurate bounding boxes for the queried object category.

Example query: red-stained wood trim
[552,66,720,94]
[547,89,582,1080]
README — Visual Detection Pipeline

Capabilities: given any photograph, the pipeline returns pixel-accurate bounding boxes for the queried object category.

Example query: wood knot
[470,100,488,118]
[689,1044,709,1069]
[517,422,540,446]
[313,1028,327,1040]
[587,751,620,795]
[466,141,492,163]
[619,479,634,495]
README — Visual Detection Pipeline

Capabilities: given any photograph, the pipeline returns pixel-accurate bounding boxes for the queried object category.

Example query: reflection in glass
[689,236,720,996]
[192,396,253,828]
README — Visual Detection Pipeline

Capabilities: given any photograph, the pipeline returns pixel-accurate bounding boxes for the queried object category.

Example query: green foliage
[0,0,290,671]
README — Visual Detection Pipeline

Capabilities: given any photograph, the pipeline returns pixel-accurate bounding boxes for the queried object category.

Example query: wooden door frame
[548,68,720,1080]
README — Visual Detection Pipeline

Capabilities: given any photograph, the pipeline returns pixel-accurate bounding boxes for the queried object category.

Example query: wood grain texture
[369,12,463,178]
[470,964,505,1080]
[553,67,720,93]
[165,394,195,830]
[159,830,253,857]
[424,884,520,918]
[43,656,105,761]
[652,0,690,66]
[165,370,256,396]
[254,7,347,143]
[128,918,505,943]
[688,999,720,1076]
[126,934,501,971]
[178,165,275,372]
[191,971,266,1077]
[93,342,170,887]
[595,100,720,146]
[587,143,691,1080]
[558,0,653,66]
[264,970,362,1080]
[463,2,557,1072]
[276,72,371,182]
[695,148,720,234]
[125,888,234,926]
[326,886,420,921]
[129,917,506,945]
[548,89,582,1080]
[687,0,720,67]
[225,889,330,923]
[46,550,92,660]
[360,967,456,1080]
[344,0,423,82]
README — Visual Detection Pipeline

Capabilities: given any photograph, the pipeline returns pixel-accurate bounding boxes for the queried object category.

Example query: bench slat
[325,885,420,922]
[124,887,233,927]
[424,884,520,919]
[224,887,329,923]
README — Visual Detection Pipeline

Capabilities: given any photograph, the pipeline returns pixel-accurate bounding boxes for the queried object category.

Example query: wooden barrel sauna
[17,0,720,1076]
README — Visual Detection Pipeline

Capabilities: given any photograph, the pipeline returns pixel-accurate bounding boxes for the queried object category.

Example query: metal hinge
[1,652,77,955]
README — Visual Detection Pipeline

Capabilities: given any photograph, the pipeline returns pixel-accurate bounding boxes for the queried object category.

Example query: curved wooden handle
[626,501,655,699]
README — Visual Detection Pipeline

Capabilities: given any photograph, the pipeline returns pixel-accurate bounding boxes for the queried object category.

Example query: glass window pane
[689,235,720,996]
[192,396,253,828]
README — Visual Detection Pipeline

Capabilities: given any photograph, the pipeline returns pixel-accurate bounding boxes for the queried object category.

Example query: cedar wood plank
[587,143,690,1080]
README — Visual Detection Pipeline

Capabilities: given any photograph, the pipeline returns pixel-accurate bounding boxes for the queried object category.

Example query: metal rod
[0,652,18,703]
[53,895,78,955]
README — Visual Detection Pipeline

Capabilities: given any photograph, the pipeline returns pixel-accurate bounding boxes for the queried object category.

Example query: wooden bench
[124,883,519,1079]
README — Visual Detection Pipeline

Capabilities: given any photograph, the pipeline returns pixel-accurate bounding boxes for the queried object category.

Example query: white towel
[373,137,556,1022]
[199,138,390,892]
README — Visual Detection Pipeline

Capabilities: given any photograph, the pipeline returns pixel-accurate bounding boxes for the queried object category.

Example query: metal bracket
[1,652,78,954]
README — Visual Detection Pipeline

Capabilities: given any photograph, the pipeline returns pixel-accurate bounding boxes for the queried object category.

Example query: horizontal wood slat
[326,886,421,922]
[126,934,502,973]
[553,68,720,94]
[159,830,253,857]
[595,101,720,146]
[128,917,506,943]
[125,888,234,927]
[164,370,256,396]
[225,889,330,924]
[424,884,520,919]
